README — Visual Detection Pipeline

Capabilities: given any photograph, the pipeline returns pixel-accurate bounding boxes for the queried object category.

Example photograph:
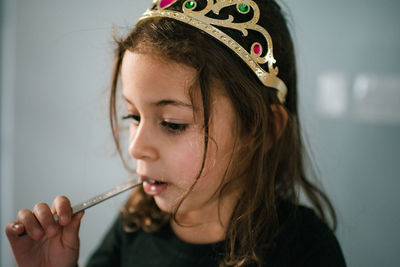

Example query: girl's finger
[52,195,72,226]
[5,221,26,240]
[32,202,58,238]
[5,221,34,257]
[61,211,84,250]
[16,209,44,240]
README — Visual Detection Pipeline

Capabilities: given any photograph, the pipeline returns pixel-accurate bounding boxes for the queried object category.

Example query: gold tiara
[138,0,287,103]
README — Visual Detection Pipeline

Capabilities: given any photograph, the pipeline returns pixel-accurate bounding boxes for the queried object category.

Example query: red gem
[160,0,176,8]
[253,44,261,55]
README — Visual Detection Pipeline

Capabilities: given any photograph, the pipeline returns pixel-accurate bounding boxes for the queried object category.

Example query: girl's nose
[128,123,158,161]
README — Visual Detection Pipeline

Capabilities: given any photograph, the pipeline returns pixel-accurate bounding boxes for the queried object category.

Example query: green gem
[238,3,249,13]
[185,1,195,9]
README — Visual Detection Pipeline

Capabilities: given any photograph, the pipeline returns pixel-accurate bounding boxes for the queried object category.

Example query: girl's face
[121,51,239,216]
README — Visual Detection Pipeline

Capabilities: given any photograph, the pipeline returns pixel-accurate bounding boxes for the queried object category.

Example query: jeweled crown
[139,0,287,103]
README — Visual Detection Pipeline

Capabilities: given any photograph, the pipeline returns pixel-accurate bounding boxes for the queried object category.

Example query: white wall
[1,0,17,265]
[1,0,400,266]
[1,0,144,265]
[285,1,400,266]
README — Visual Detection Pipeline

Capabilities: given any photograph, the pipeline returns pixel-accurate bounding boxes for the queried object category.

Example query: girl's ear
[271,104,288,139]
[265,105,288,152]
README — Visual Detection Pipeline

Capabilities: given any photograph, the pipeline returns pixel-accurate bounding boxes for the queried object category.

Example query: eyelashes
[122,114,140,123]
[160,121,188,132]
[122,114,188,134]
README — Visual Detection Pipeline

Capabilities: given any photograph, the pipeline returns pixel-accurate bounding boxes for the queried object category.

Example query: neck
[170,193,238,244]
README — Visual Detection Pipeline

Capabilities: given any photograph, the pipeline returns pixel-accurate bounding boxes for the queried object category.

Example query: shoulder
[266,204,347,267]
[86,217,126,266]
[87,216,151,266]
[89,216,221,267]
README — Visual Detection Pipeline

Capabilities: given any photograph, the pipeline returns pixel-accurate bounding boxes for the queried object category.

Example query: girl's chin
[154,198,201,219]
[153,196,177,214]
[153,196,193,215]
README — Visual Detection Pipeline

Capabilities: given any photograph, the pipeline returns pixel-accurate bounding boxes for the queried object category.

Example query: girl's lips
[139,175,166,184]
[140,176,169,196]
[142,180,168,196]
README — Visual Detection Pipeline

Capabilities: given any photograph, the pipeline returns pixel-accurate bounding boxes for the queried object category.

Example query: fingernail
[12,223,22,231]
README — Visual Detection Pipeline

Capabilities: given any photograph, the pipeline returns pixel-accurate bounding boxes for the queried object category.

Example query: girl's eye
[161,121,188,133]
[122,114,140,125]
[121,115,188,133]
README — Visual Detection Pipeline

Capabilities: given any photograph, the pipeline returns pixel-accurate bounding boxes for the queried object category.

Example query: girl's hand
[5,195,84,267]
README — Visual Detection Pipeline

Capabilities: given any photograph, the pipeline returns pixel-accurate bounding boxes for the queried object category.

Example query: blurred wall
[0,1,145,265]
[285,1,400,266]
[0,0,2,261]
[1,0,400,266]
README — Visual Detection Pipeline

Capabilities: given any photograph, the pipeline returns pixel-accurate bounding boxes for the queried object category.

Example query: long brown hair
[109,1,336,266]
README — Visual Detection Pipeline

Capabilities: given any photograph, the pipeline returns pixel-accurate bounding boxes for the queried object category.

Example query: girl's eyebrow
[122,95,193,110]
[154,99,193,109]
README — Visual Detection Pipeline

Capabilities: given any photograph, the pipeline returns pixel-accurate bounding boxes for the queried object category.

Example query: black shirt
[87,205,346,267]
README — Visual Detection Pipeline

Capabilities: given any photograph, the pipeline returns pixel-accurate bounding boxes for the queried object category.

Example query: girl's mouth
[142,178,168,196]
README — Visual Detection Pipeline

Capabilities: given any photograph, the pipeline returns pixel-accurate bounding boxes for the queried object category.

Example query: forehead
[121,51,197,102]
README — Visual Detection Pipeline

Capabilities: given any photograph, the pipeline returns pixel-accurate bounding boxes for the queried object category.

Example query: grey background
[1,0,400,266]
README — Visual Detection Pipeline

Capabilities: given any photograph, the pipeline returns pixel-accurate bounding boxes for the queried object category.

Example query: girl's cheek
[172,152,202,175]
[169,145,203,180]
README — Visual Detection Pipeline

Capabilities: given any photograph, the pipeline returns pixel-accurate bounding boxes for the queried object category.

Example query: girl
[6,0,346,266]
